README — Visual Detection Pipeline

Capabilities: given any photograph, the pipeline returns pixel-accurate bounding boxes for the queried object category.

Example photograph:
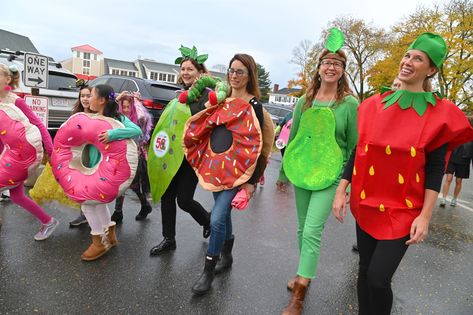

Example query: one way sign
[24,53,49,89]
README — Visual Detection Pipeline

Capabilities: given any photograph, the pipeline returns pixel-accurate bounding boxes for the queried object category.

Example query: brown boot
[287,276,311,291]
[282,281,308,315]
[107,222,118,247]
[81,234,111,261]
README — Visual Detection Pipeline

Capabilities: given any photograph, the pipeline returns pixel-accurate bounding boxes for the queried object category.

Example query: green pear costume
[278,28,359,279]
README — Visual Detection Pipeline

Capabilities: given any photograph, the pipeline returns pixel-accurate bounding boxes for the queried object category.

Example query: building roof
[71,44,103,54]
[138,60,180,73]
[104,58,138,72]
[0,29,39,53]
[270,88,301,95]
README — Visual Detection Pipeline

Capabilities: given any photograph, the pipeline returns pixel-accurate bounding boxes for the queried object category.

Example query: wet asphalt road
[0,154,472,315]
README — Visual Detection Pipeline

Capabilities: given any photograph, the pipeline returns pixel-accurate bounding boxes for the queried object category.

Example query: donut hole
[69,144,102,175]
[210,125,233,153]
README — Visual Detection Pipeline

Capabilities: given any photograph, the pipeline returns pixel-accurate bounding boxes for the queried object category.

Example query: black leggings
[356,224,409,315]
[160,159,209,238]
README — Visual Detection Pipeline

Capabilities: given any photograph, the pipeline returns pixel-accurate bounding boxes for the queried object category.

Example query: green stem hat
[408,32,447,69]
[175,45,208,65]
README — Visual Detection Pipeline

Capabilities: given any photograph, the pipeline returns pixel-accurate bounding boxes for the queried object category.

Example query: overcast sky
[2,0,447,87]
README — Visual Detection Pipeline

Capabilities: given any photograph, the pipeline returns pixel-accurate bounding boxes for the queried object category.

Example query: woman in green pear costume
[148,45,213,255]
[277,29,359,315]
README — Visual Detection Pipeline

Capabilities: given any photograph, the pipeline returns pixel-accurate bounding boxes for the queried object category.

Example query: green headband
[174,45,208,65]
[408,32,447,69]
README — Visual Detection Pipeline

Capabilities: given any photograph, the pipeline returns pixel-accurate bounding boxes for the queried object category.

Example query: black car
[263,103,293,126]
[89,74,180,124]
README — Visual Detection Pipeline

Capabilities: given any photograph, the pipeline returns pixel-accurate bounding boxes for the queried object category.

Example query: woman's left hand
[98,131,110,143]
[406,215,430,245]
[242,183,256,199]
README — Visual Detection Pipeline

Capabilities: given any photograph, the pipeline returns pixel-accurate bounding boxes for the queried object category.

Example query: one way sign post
[24,53,49,89]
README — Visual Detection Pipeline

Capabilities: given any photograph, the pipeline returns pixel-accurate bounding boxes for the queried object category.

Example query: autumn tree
[288,40,322,96]
[329,16,388,101]
[368,1,472,108]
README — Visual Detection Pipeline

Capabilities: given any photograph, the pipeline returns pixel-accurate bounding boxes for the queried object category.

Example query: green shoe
[450,198,457,207]
[439,198,446,207]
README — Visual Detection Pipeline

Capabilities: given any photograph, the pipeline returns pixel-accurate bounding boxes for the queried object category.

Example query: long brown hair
[177,58,208,85]
[227,53,260,100]
[72,86,92,114]
[304,49,354,112]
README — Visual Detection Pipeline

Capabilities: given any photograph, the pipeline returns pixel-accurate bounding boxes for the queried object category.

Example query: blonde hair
[0,63,20,89]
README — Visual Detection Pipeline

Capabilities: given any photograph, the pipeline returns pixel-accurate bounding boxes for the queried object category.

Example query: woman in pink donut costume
[185,54,267,295]
[0,63,59,240]
[52,84,141,261]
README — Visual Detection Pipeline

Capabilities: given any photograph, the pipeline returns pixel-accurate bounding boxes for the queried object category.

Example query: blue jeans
[207,188,239,256]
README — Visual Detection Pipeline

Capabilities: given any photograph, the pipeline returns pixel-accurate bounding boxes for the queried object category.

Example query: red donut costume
[183,98,262,191]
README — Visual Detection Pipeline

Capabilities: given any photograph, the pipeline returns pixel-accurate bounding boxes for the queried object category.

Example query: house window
[83,60,90,68]
[83,52,91,60]
[129,71,136,77]
[159,73,167,81]
[76,51,80,58]
[120,70,127,76]
[94,54,97,61]
[167,74,175,82]
[83,68,90,75]
[111,69,120,75]
[150,72,158,80]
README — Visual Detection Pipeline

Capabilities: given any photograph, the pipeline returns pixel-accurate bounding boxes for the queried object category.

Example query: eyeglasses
[227,68,248,77]
[320,60,344,69]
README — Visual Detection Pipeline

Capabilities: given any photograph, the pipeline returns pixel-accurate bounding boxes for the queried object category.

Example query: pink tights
[9,184,52,224]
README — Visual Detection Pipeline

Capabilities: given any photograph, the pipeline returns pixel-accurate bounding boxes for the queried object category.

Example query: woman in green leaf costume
[277,29,359,315]
[148,45,212,256]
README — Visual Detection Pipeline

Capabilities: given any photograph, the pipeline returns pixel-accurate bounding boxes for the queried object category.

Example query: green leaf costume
[282,107,343,190]
[148,99,191,202]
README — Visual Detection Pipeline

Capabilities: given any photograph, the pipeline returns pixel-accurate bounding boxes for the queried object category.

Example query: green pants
[294,183,337,279]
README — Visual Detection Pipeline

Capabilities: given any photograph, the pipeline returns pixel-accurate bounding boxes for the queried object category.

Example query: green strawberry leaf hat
[408,32,447,69]
[174,45,208,65]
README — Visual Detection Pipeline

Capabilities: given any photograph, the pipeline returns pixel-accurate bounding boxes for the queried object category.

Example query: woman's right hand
[332,189,347,223]
[276,180,287,192]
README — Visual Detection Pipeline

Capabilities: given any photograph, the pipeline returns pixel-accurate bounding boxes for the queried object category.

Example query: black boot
[202,211,211,238]
[150,237,176,256]
[111,210,123,224]
[135,203,152,221]
[215,236,234,274]
[192,255,219,295]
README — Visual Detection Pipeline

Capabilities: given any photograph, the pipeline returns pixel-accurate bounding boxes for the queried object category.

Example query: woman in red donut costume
[0,63,59,240]
[332,33,473,314]
[185,54,267,295]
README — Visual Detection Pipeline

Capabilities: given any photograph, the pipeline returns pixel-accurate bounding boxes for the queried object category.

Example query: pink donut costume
[51,113,138,204]
[0,102,43,191]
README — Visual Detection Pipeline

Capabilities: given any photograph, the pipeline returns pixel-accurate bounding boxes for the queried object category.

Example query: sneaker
[34,218,59,241]
[450,198,457,207]
[439,198,446,207]
[69,213,88,227]
[0,192,10,202]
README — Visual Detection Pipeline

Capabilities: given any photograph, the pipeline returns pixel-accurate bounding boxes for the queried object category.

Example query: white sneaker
[34,218,59,241]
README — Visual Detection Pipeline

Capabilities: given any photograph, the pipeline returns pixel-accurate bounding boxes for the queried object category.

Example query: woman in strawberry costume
[333,33,473,315]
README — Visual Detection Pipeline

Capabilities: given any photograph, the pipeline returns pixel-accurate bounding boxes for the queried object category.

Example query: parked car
[263,103,293,126]
[0,49,79,132]
[89,74,180,124]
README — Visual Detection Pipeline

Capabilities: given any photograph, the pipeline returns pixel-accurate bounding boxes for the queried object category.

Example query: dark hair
[72,86,92,114]
[304,49,355,111]
[227,53,261,99]
[177,58,208,85]
[93,84,122,120]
